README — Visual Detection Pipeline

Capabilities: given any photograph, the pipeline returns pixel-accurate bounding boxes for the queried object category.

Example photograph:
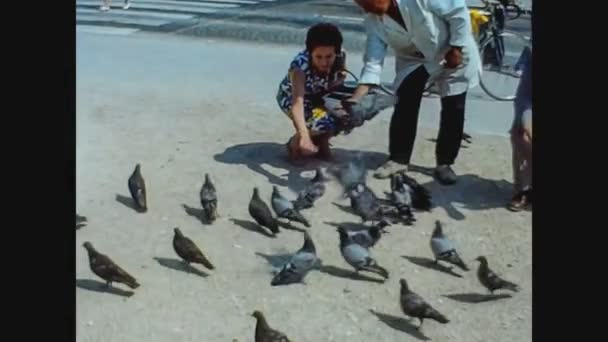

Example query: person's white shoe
[99,5,110,11]
[123,2,131,9]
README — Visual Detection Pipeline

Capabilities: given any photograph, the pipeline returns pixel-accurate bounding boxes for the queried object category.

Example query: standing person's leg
[374,66,430,179]
[100,0,111,11]
[508,106,532,211]
[434,92,466,185]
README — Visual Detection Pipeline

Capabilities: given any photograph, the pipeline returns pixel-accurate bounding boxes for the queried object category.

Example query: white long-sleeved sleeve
[426,0,471,47]
[359,16,388,85]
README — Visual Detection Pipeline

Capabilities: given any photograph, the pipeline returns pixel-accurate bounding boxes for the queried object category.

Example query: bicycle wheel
[478,31,530,101]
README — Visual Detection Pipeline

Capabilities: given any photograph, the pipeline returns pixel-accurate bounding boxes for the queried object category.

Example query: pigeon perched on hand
[128,163,147,212]
[430,221,468,271]
[271,231,319,286]
[249,187,280,236]
[341,220,390,249]
[173,227,215,270]
[252,310,292,342]
[400,278,449,330]
[475,256,520,294]
[292,168,327,210]
[200,173,218,223]
[338,226,389,279]
[271,186,310,228]
[391,171,431,211]
[82,242,140,289]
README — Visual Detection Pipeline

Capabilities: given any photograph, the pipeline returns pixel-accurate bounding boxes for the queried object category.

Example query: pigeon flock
[77,160,522,340]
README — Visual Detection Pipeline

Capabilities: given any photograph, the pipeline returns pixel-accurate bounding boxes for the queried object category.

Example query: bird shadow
[255,252,292,268]
[213,142,385,192]
[332,202,357,216]
[319,265,385,283]
[403,165,514,220]
[115,194,138,212]
[76,278,134,298]
[402,256,463,278]
[153,257,208,277]
[323,221,370,232]
[443,293,513,303]
[76,224,87,230]
[230,218,276,238]
[277,220,307,233]
[368,310,431,341]
[182,204,210,225]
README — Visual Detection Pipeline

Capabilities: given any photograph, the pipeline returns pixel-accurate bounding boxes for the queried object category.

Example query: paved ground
[76,31,531,342]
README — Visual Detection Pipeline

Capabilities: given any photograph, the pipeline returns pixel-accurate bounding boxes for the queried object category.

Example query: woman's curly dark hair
[305,23,343,54]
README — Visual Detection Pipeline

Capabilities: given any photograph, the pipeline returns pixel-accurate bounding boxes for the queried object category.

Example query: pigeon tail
[203,201,218,222]
[292,196,313,211]
[427,308,449,324]
[284,210,311,227]
[442,251,469,271]
[360,264,389,279]
[500,280,520,292]
[271,266,302,286]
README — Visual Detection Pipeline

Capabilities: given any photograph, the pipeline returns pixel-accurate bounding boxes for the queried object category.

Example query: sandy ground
[76,32,531,342]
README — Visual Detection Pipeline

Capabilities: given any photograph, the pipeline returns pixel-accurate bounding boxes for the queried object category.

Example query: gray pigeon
[329,158,367,193]
[342,220,390,249]
[430,221,468,271]
[83,242,140,289]
[391,171,431,211]
[337,90,396,134]
[200,173,218,223]
[271,186,310,228]
[475,256,520,294]
[173,227,215,270]
[252,310,292,342]
[338,226,389,279]
[292,168,327,210]
[248,187,280,236]
[271,231,319,286]
[400,278,449,330]
[348,183,389,223]
[128,163,147,212]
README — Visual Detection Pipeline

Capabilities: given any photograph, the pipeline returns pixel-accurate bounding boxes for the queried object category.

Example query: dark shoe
[507,190,529,212]
[434,165,457,185]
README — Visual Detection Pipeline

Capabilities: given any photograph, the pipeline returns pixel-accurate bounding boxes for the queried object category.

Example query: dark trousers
[389,66,467,166]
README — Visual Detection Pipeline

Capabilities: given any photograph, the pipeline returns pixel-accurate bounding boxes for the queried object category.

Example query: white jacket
[359,0,482,97]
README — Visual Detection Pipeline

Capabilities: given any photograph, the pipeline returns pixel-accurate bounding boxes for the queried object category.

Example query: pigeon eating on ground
[82,241,140,289]
[348,183,392,224]
[252,310,292,342]
[271,186,310,228]
[76,214,88,230]
[389,179,416,225]
[338,226,389,279]
[249,187,280,236]
[341,220,390,249]
[200,173,218,223]
[391,171,432,211]
[128,163,147,212]
[475,256,520,294]
[399,278,449,330]
[292,168,327,210]
[271,231,319,286]
[173,227,215,270]
[430,221,468,271]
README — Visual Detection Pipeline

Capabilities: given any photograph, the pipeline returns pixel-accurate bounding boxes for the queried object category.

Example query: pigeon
[271,186,310,228]
[173,227,215,270]
[475,256,520,294]
[399,278,449,330]
[271,231,319,286]
[348,183,390,223]
[292,168,327,210]
[337,91,396,133]
[76,214,88,229]
[82,242,140,289]
[252,310,292,342]
[248,187,280,236]
[391,171,432,211]
[329,158,367,194]
[430,221,468,271]
[389,181,416,225]
[338,226,389,279]
[200,173,218,223]
[341,220,390,249]
[128,163,147,212]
